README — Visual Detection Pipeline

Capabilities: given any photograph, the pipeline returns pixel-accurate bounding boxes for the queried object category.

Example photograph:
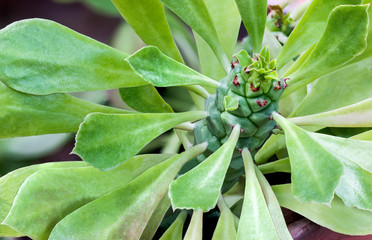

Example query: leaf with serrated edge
[3,155,170,240]
[236,149,279,240]
[287,5,368,85]
[289,98,372,127]
[0,162,87,237]
[277,0,362,69]
[0,19,146,95]
[235,0,267,53]
[73,111,207,170]
[169,125,240,211]
[160,0,229,71]
[273,184,372,235]
[126,46,219,88]
[48,144,207,240]
[274,112,372,210]
[159,211,187,240]
[0,82,128,139]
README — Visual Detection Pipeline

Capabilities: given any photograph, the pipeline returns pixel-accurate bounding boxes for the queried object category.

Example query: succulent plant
[0,0,372,239]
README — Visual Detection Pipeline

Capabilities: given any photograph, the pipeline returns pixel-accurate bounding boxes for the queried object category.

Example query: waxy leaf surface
[161,0,229,70]
[3,155,171,240]
[289,98,372,127]
[288,5,368,85]
[0,82,127,139]
[0,19,146,94]
[0,162,87,237]
[194,0,241,80]
[112,0,182,62]
[235,0,267,53]
[169,125,241,211]
[212,197,236,240]
[127,46,219,88]
[277,0,362,69]
[291,57,372,117]
[273,184,372,235]
[49,144,207,240]
[236,149,279,240]
[74,111,207,170]
[274,113,372,210]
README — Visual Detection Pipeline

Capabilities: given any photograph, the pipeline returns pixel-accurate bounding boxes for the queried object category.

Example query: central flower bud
[193,46,286,191]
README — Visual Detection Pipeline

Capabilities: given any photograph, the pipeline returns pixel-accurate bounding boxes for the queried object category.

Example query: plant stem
[257,157,291,174]
[174,122,195,131]
[184,85,212,99]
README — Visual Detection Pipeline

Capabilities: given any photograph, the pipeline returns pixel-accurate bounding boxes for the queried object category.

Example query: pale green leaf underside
[287,5,368,85]
[290,57,372,117]
[235,0,267,54]
[73,111,207,170]
[237,149,278,240]
[0,18,146,95]
[289,98,372,127]
[169,125,241,211]
[3,155,171,240]
[273,184,372,235]
[126,46,219,88]
[112,0,183,63]
[0,162,88,237]
[212,206,236,240]
[277,0,362,69]
[161,0,229,71]
[274,113,372,210]
[194,0,241,80]
[49,145,206,240]
[0,82,128,139]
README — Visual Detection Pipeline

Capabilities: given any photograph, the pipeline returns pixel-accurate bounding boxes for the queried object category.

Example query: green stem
[174,122,195,131]
[161,130,181,154]
[258,158,291,174]
[184,85,213,99]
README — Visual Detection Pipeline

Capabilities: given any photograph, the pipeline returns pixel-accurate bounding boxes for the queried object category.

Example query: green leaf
[160,0,229,71]
[194,0,241,79]
[287,5,369,85]
[274,112,372,210]
[258,158,291,174]
[73,111,207,170]
[277,0,362,69]
[3,155,171,240]
[0,19,147,94]
[159,211,187,240]
[0,82,128,139]
[290,57,372,117]
[255,134,286,164]
[119,86,173,113]
[235,0,267,53]
[184,210,203,240]
[255,168,292,240]
[0,161,87,237]
[112,0,183,63]
[141,194,171,240]
[289,98,372,127]
[236,149,279,240]
[262,29,283,60]
[273,184,372,235]
[169,125,241,211]
[126,46,219,88]
[48,144,207,240]
[212,196,236,240]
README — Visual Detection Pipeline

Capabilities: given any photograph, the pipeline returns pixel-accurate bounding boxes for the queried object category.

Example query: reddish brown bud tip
[244,67,251,74]
[256,99,268,107]
[231,60,239,69]
[240,128,244,133]
[268,115,273,120]
[273,81,282,91]
[230,124,235,130]
[283,78,289,89]
[239,148,243,154]
[232,75,240,87]
[250,83,260,92]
